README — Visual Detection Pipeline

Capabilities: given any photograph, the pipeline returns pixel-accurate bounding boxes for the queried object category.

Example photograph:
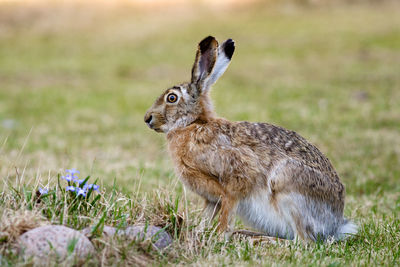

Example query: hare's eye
[167,93,178,103]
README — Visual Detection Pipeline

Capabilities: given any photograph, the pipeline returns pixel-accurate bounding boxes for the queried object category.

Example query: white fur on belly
[237,191,294,239]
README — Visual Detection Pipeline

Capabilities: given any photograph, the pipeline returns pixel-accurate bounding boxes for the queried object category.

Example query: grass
[0,0,400,265]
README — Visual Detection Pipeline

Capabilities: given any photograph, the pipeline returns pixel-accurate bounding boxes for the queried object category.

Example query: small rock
[81,225,117,237]
[18,225,94,261]
[80,224,172,250]
[352,90,369,101]
[123,225,172,250]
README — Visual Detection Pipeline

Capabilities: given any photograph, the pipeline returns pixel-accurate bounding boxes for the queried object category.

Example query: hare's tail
[335,219,358,240]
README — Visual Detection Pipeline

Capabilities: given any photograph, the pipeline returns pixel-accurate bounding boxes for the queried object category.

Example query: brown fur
[144,36,355,241]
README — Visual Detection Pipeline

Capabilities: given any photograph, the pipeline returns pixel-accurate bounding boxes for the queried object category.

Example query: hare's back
[232,121,345,209]
[232,121,338,178]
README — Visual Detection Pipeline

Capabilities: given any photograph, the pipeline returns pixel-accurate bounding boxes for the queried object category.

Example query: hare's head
[144,36,235,133]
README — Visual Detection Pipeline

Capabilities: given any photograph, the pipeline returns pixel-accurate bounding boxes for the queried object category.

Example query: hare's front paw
[216,230,233,243]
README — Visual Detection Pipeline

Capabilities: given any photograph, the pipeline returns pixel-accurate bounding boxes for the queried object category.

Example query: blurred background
[0,0,399,199]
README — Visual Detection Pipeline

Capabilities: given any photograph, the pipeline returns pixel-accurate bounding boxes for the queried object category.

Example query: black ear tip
[203,35,216,42]
[199,36,216,53]
[224,39,235,60]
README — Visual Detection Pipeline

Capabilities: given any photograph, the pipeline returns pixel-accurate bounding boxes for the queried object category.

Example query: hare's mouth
[147,124,162,133]
[145,121,163,133]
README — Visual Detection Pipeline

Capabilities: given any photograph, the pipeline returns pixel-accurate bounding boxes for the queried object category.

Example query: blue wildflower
[66,186,76,192]
[38,187,48,195]
[84,184,100,191]
[75,179,85,185]
[62,174,74,182]
[66,168,80,175]
[76,188,86,197]
[61,168,99,199]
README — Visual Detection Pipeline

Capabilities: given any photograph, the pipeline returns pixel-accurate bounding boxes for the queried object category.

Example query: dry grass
[0,209,48,244]
[0,0,399,265]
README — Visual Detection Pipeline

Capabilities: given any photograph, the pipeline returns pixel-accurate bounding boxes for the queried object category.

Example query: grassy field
[0,1,399,265]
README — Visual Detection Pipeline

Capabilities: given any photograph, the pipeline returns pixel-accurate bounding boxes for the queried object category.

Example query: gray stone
[18,225,94,261]
[123,224,172,250]
[79,224,172,250]
[81,225,117,237]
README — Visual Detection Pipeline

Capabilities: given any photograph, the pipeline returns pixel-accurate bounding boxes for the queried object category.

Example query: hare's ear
[207,38,235,87]
[191,36,235,94]
[191,36,219,92]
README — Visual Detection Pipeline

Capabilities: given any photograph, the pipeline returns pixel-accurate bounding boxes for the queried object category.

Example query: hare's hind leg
[277,192,344,242]
[266,161,346,241]
[232,230,287,244]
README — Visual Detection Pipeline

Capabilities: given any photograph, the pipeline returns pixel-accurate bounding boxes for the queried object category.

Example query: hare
[144,36,357,241]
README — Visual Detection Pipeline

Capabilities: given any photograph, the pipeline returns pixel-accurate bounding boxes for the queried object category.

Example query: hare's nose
[144,114,153,125]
